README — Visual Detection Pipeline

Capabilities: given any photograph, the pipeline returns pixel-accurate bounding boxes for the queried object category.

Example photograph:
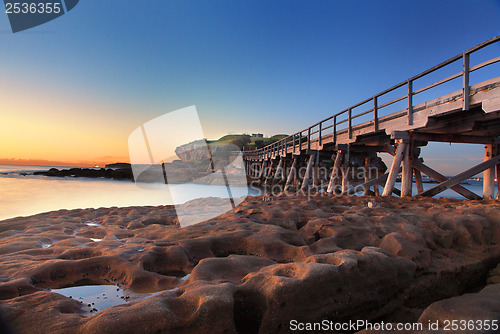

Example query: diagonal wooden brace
[419,155,500,198]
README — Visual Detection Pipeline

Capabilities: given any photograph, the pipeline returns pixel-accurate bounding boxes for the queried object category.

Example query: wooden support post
[275,158,284,181]
[301,154,315,191]
[265,160,275,184]
[484,144,495,199]
[333,115,337,144]
[414,169,424,194]
[401,142,412,197]
[319,122,323,147]
[281,158,287,182]
[496,144,500,200]
[285,158,297,191]
[496,163,500,201]
[364,156,370,196]
[327,151,344,194]
[463,52,470,111]
[307,128,311,151]
[384,143,481,200]
[348,108,352,139]
[258,160,267,179]
[341,164,349,194]
[312,153,319,188]
[407,79,413,125]
[382,141,408,196]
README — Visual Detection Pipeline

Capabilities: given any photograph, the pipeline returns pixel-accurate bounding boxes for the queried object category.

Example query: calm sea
[0,164,489,221]
[0,165,256,221]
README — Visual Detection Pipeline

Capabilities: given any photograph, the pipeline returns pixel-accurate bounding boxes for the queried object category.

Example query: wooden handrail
[246,36,500,158]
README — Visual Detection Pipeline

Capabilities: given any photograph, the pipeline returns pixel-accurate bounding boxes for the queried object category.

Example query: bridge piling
[284,157,297,191]
[483,144,496,199]
[383,140,408,196]
[242,37,500,200]
[264,159,275,184]
[275,157,284,183]
[301,154,315,191]
[312,153,320,189]
[401,140,413,197]
[327,151,344,194]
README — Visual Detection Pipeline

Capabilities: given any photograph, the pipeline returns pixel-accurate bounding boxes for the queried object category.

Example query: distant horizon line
[0,158,130,168]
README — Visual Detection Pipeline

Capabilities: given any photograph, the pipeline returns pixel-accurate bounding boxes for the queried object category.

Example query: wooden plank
[419,155,500,198]
[407,133,498,145]
[382,142,408,196]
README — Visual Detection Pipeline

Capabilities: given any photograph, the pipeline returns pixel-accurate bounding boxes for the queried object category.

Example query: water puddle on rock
[51,284,158,315]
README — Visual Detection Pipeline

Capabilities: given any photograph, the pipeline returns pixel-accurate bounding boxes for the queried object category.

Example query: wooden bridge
[243,36,500,200]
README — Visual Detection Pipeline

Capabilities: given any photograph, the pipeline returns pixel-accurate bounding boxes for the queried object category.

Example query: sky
[0,0,499,173]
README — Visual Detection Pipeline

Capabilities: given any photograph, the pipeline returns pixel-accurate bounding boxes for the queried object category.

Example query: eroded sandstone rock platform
[0,196,499,333]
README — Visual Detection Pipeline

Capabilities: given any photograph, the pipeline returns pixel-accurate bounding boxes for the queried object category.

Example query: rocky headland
[0,196,499,333]
[33,141,245,186]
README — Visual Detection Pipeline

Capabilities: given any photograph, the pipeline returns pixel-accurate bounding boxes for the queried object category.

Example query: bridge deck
[246,77,500,161]
[244,36,500,161]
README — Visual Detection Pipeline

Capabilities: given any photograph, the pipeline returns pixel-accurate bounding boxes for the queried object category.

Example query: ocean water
[0,165,256,221]
[0,164,492,221]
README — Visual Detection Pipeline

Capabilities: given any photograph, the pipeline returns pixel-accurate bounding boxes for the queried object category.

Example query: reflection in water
[0,164,489,222]
[0,165,257,221]
[51,284,158,315]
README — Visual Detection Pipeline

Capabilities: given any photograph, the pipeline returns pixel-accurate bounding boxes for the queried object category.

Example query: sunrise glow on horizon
[1,0,499,172]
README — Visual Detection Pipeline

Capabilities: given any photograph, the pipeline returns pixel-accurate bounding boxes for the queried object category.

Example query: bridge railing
[244,36,500,161]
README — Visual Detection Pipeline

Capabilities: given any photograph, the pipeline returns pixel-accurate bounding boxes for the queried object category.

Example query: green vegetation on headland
[208,134,288,149]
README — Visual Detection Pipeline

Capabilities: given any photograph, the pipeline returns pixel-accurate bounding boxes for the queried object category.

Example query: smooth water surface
[0,165,257,221]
